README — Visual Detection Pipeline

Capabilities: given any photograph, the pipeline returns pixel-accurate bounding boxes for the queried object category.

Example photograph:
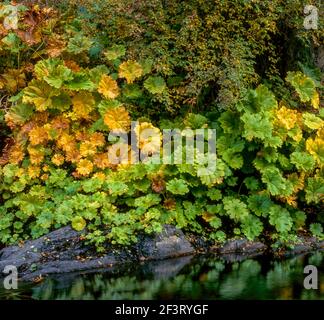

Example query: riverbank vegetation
[0,1,323,251]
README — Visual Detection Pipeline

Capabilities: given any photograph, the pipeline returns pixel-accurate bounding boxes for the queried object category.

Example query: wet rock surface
[0,225,195,281]
[217,239,267,254]
[0,225,322,281]
[275,236,324,257]
[137,225,194,260]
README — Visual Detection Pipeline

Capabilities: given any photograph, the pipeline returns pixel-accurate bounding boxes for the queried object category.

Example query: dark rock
[285,244,314,256]
[0,225,194,281]
[0,225,322,282]
[137,225,194,260]
[219,239,267,254]
[274,236,322,257]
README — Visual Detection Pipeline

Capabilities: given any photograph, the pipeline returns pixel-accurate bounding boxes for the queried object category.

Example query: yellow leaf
[202,212,215,222]
[311,91,319,109]
[94,153,110,169]
[274,105,299,130]
[51,154,65,166]
[76,159,93,176]
[65,148,81,164]
[8,143,24,164]
[2,69,26,93]
[98,74,120,99]
[28,146,44,165]
[57,133,76,153]
[28,166,41,179]
[28,126,48,145]
[93,172,106,181]
[134,122,161,153]
[79,141,97,157]
[46,35,66,58]
[103,106,131,131]
[287,172,305,193]
[89,132,106,147]
[118,60,143,84]
[23,80,57,111]
[3,7,18,30]
[72,92,95,119]
[306,137,324,165]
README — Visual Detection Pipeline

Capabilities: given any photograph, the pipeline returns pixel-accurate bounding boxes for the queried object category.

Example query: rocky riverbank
[0,225,323,281]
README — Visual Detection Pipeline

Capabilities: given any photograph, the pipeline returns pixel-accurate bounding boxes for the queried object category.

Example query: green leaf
[22,80,59,111]
[134,194,161,209]
[104,45,126,61]
[310,223,323,238]
[261,167,292,196]
[218,110,241,134]
[144,76,166,94]
[223,197,249,222]
[97,99,122,116]
[302,113,324,130]
[241,215,263,240]
[184,113,208,129]
[206,189,222,201]
[292,211,306,229]
[305,177,324,204]
[65,72,96,91]
[34,59,73,89]
[251,85,277,112]
[107,181,129,196]
[66,33,93,54]
[286,71,316,102]
[290,151,315,171]
[140,59,153,75]
[72,216,86,231]
[209,216,222,229]
[211,230,226,243]
[269,205,293,233]
[241,111,273,142]
[51,93,72,111]
[244,177,260,191]
[88,65,110,85]
[166,178,189,195]
[247,194,273,217]
[122,84,143,99]
[7,102,34,124]
[1,33,21,53]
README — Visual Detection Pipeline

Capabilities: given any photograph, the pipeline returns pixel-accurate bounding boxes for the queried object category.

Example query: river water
[0,251,323,300]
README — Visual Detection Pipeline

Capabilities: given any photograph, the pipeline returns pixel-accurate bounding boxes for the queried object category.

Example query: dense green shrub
[0,2,323,251]
[65,0,322,114]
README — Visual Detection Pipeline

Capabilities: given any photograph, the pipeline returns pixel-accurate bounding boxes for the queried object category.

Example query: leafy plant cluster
[64,0,323,114]
[0,2,323,251]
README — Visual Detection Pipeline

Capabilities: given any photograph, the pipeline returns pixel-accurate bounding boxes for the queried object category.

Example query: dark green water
[1,251,323,300]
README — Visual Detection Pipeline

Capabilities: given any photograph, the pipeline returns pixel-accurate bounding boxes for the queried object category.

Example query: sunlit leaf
[98,74,120,99]
[118,60,143,84]
[72,216,86,231]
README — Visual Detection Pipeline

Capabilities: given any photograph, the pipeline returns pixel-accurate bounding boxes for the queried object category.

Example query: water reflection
[1,251,323,300]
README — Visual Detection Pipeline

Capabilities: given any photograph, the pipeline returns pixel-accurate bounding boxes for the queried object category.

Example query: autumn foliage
[0,1,323,250]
